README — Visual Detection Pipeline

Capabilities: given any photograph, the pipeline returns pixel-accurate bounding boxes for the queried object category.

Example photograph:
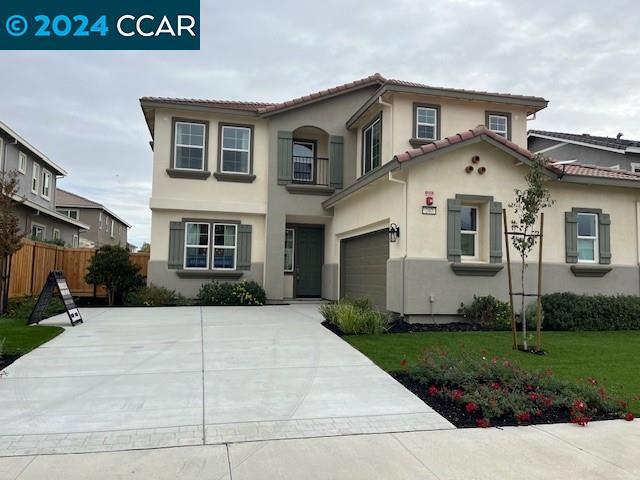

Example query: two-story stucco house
[56,189,131,249]
[0,121,89,247]
[141,74,640,321]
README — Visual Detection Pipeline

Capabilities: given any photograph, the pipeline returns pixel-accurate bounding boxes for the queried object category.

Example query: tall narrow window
[31,163,39,194]
[362,117,381,175]
[17,152,26,174]
[213,223,237,269]
[292,141,315,182]
[31,223,45,240]
[284,228,295,272]
[415,106,438,140]
[221,125,251,174]
[174,121,206,170]
[460,206,478,258]
[487,114,509,138]
[99,212,102,230]
[53,229,60,240]
[110,220,115,238]
[577,213,598,263]
[184,222,210,269]
[72,235,79,248]
[41,170,51,199]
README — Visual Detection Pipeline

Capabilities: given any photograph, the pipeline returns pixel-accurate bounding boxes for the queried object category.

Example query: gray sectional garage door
[340,229,389,310]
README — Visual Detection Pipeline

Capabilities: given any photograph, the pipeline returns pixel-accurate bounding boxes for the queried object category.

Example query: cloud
[0,0,638,246]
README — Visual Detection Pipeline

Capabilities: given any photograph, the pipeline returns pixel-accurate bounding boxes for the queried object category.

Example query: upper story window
[362,116,381,175]
[577,213,598,263]
[31,163,39,194]
[220,125,251,174]
[174,121,206,170]
[292,140,315,183]
[60,209,79,220]
[99,212,102,230]
[184,222,210,269]
[460,206,478,259]
[41,170,51,199]
[18,152,26,174]
[213,223,237,270]
[415,105,439,141]
[486,112,511,139]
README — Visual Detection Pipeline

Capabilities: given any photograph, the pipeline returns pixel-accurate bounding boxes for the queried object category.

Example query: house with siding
[141,74,640,321]
[56,189,131,248]
[0,121,89,247]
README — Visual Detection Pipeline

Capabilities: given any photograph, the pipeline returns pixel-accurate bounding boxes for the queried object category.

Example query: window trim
[284,228,295,272]
[361,113,382,176]
[413,103,441,141]
[576,212,599,264]
[212,222,238,270]
[60,209,79,220]
[485,111,512,140]
[41,169,52,200]
[183,222,210,270]
[31,222,46,240]
[218,123,254,175]
[630,162,640,174]
[31,162,40,194]
[171,118,209,172]
[17,151,26,174]
[460,205,479,260]
[292,138,317,183]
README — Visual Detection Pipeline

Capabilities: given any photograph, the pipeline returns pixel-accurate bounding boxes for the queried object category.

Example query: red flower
[573,400,587,412]
[476,418,490,428]
[400,358,408,367]
[427,385,440,397]
[490,382,501,390]
[451,389,464,401]
[465,402,479,414]
[516,411,532,424]
[571,414,590,426]
[528,392,539,401]
[624,412,635,422]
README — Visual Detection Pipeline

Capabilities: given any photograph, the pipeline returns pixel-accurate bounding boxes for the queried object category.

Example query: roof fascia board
[0,121,67,176]
[139,100,260,118]
[558,174,640,189]
[528,132,625,154]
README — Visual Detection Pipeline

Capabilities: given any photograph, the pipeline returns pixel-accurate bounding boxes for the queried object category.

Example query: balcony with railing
[292,155,329,186]
[284,126,335,195]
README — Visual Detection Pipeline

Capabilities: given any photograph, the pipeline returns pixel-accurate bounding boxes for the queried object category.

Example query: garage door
[340,229,389,310]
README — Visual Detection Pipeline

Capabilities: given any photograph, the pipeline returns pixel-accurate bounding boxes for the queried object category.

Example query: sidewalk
[2,420,637,479]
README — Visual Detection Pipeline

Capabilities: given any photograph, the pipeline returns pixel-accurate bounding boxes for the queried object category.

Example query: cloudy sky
[0,0,637,247]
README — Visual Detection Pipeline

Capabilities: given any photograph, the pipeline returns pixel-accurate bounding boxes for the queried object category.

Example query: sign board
[28,271,83,326]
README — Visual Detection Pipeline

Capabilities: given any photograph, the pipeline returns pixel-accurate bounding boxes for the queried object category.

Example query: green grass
[345,331,640,413]
[0,297,65,356]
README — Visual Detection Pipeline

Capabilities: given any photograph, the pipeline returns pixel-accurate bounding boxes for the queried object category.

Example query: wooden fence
[8,240,150,299]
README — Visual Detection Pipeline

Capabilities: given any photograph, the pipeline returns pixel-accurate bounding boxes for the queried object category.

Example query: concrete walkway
[1,421,637,479]
[0,305,451,456]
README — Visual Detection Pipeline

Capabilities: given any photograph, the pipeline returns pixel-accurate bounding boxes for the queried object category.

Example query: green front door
[295,227,323,297]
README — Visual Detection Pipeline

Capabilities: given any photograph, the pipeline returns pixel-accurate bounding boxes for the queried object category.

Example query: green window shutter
[168,221,185,269]
[329,135,344,189]
[489,201,503,263]
[447,198,462,262]
[277,131,293,185]
[565,212,578,263]
[598,213,611,265]
[237,224,252,271]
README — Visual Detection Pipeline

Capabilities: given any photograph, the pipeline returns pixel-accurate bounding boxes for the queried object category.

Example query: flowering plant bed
[395,350,634,428]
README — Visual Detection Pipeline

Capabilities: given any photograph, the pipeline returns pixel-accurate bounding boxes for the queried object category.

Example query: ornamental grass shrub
[542,293,640,330]
[197,281,266,306]
[319,297,389,335]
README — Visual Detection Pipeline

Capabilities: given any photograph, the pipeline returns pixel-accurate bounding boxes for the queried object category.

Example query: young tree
[85,245,143,306]
[138,242,150,253]
[0,171,25,314]
[509,155,554,350]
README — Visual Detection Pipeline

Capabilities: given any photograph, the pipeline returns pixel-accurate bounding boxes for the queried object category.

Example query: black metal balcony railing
[292,156,329,186]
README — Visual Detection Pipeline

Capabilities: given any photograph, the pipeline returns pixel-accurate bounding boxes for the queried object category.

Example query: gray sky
[0,0,637,247]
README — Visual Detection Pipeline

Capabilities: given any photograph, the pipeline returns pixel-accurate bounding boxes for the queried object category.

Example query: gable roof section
[0,121,67,176]
[323,126,640,208]
[528,130,640,154]
[56,188,132,228]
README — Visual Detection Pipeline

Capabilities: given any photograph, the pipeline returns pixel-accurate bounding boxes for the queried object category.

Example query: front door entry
[295,226,323,297]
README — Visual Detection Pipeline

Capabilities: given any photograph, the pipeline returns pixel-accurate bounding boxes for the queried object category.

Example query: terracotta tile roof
[529,129,640,150]
[547,162,640,181]
[140,96,275,111]
[394,126,533,163]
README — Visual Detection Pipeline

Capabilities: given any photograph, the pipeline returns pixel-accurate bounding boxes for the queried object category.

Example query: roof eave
[0,121,68,176]
[558,174,640,189]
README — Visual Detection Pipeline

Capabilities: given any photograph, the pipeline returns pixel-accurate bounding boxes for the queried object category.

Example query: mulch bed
[391,371,620,428]
[0,354,22,370]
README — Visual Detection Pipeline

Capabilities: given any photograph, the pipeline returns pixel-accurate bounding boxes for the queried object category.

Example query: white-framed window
[31,162,39,194]
[577,213,598,263]
[184,222,210,269]
[415,106,438,140]
[31,223,45,240]
[460,206,478,259]
[213,223,237,270]
[284,228,295,272]
[99,212,102,230]
[41,170,51,199]
[60,209,79,220]
[221,125,251,174]
[110,220,115,238]
[72,235,79,248]
[488,114,509,138]
[292,140,314,182]
[53,229,60,240]
[18,152,27,174]
[362,117,381,175]
[630,162,640,174]
[174,121,206,170]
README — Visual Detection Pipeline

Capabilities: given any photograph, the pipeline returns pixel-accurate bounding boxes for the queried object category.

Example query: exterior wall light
[388,223,400,243]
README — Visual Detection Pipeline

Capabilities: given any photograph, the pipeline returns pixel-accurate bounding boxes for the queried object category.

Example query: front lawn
[345,331,640,413]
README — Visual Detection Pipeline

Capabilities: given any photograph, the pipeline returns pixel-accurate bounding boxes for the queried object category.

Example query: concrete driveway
[0,304,452,456]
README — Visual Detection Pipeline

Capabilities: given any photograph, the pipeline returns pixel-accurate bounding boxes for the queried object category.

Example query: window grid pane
[221,126,251,173]
[461,233,475,256]
[175,122,205,170]
[185,223,210,269]
[213,224,236,269]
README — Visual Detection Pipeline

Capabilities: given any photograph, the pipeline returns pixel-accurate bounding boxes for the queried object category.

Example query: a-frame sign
[28,271,83,326]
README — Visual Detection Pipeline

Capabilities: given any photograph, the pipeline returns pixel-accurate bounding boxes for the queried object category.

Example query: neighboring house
[141,74,640,321]
[56,189,131,248]
[528,130,640,172]
[0,121,89,247]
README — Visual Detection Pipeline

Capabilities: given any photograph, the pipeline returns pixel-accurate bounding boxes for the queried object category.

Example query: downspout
[388,170,407,319]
